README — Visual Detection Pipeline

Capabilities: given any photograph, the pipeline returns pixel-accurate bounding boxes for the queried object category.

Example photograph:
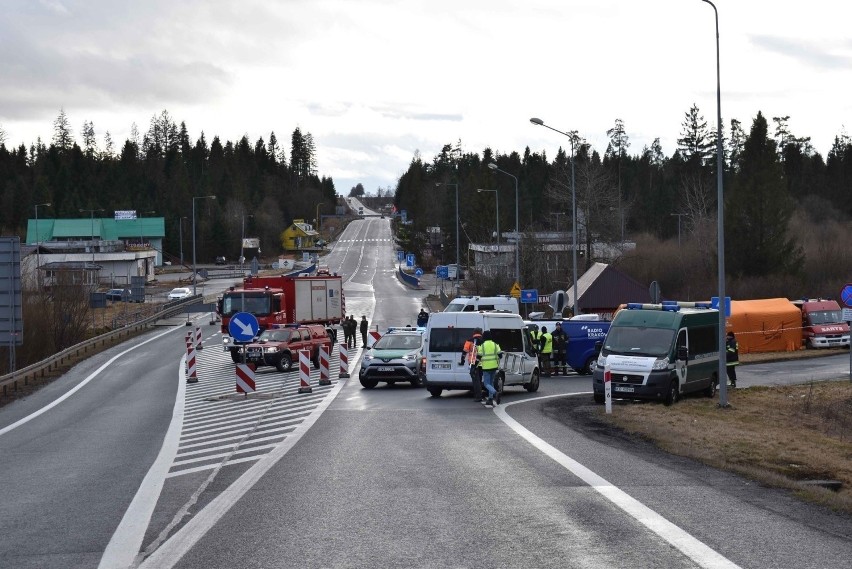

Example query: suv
[240,324,331,372]
[106,288,127,301]
[215,256,227,265]
[359,327,425,388]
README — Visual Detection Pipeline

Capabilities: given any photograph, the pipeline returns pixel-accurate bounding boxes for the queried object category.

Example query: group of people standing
[341,315,369,349]
[529,323,570,377]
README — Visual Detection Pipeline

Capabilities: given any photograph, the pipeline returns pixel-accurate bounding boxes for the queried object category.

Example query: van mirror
[677,346,688,361]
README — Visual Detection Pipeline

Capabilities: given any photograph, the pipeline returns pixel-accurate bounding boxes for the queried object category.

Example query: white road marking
[494,394,742,569]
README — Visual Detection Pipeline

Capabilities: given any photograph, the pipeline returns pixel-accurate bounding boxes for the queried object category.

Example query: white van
[422,311,540,397]
[443,295,519,314]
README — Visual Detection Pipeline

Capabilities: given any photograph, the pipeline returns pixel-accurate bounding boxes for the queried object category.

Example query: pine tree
[677,104,713,165]
[726,112,802,277]
[53,108,73,151]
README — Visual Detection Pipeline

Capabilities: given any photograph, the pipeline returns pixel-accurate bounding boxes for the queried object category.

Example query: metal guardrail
[0,295,206,397]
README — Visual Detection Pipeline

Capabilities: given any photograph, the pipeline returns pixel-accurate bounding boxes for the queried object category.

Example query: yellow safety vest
[541,332,553,354]
[477,340,501,371]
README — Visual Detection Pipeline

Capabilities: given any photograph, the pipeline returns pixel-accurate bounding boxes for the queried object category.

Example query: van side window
[480,305,495,311]
[676,330,687,354]
[462,305,474,312]
[429,328,475,352]
[688,325,717,356]
[491,328,523,352]
[523,329,537,356]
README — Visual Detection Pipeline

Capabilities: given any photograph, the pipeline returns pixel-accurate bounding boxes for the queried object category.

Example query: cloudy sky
[2,0,850,195]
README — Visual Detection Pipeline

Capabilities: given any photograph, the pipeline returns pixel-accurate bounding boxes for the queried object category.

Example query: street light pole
[79,208,105,285]
[670,213,687,247]
[700,0,729,407]
[435,182,460,288]
[192,195,217,296]
[179,216,188,267]
[34,202,51,286]
[476,189,499,248]
[530,117,580,314]
[486,164,519,287]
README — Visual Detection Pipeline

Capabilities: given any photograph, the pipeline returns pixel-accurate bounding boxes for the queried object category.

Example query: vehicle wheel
[704,375,718,398]
[664,380,679,406]
[230,350,241,364]
[360,378,379,389]
[524,369,540,393]
[593,392,605,404]
[428,387,442,397]
[582,356,596,375]
[494,373,504,404]
[276,353,293,372]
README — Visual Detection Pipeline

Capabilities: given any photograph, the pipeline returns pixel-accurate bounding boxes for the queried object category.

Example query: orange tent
[726,298,802,353]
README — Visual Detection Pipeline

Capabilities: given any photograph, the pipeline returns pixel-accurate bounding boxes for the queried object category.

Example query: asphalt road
[1,214,850,569]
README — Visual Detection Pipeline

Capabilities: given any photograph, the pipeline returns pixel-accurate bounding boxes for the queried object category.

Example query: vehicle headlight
[264,347,279,353]
[652,358,669,370]
[363,354,372,362]
[404,353,416,361]
[597,354,607,367]
[223,337,232,346]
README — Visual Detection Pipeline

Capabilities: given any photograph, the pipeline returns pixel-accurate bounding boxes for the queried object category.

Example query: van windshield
[808,310,842,325]
[443,301,467,313]
[604,326,674,357]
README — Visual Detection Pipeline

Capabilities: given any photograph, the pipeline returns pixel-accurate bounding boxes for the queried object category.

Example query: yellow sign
[510,282,521,298]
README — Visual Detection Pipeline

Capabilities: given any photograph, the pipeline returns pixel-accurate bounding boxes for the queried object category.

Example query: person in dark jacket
[360,316,369,348]
[726,331,739,388]
[550,322,568,376]
[461,328,484,401]
[417,309,429,327]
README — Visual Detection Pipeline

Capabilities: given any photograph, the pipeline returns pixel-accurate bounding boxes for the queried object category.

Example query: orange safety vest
[464,334,483,365]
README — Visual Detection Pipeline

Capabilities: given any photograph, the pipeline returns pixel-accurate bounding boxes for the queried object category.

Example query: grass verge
[597,380,852,514]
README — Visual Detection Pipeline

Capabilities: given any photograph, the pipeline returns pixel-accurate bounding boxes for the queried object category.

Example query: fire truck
[219,274,344,362]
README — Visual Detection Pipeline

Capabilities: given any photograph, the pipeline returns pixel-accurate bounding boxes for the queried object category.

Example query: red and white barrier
[236,363,256,394]
[604,363,612,414]
[338,343,350,378]
[195,325,203,350]
[186,341,198,383]
[319,345,331,386]
[367,329,381,348]
[298,349,313,393]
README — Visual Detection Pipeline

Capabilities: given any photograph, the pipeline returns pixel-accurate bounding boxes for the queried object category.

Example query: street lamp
[192,195,217,295]
[179,216,188,267]
[476,189,500,249]
[435,182,459,287]
[530,117,580,315]
[34,202,51,285]
[700,0,729,407]
[241,213,255,266]
[486,163,519,288]
[79,208,104,285]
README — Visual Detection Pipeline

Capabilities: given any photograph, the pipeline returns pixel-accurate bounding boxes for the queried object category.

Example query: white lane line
[137,376,348,569]
[97,352,188,569]
[494,394,741,569]
[0,325,186,438]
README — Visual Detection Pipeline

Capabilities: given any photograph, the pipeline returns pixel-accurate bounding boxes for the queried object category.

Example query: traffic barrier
[236,363,256,394]
[186,344,198,383]
[338,343,350,378]
[195,325,203,350]
[367,329,381,348]
[298,349,313,393]
[319,345,331,385]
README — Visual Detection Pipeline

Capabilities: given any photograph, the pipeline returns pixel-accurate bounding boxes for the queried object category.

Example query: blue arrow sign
[406,253,415,267]
[229,311,260,342]
[415,268,423,277]
[710,296,731,317]
[436,265,448,279]
[520,289,539,304]
[397,250,404,262]
[841,283,852,308]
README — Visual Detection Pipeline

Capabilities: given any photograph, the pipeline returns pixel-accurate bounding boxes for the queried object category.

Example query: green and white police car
[358,326,426,389]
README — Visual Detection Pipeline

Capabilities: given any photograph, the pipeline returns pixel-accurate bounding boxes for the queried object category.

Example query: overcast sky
[2,0,850,195]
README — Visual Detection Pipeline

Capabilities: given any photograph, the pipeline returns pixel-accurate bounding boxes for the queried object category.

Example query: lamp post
[138,210,155,248]
[529,117,579,314]
[34,202,51,285]
[241,213,254,267]
[435,182,459,288]
[486,164,519,287]
[670,213,687,247]
[179,216,188,267]
[192,195,217,295]
[476,189,500,248]
[79,208,104,285]
[700,0,728,407]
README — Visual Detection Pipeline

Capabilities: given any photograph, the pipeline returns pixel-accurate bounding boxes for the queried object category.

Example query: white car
[168,287,193,300]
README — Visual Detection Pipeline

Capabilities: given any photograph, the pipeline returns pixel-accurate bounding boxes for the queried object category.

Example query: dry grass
[601,381,852,513]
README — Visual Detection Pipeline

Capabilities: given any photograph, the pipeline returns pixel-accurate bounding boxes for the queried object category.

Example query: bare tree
[47,273,93,350]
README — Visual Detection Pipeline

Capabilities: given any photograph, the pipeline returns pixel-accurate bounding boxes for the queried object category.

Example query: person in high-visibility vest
[726,331,739,388]
[476,330,503,407]
[460,328,484,401]
[538,326,553,377]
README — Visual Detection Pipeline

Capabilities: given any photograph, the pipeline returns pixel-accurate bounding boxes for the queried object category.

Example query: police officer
[360,316,369,348]
[538,326,553,377]
[477,330,502,407]
[550,322,568,375]
[726,331,739,388]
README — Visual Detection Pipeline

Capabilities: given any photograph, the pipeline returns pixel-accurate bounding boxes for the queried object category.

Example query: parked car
[240,324,331,371]
[359,327,426,389]
[105,288,127,301]
[215,256,227,265]
[168,287,193,300]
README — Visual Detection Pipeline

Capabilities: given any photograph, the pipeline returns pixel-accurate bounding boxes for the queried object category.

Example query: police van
[524,318,609,374]
[422,311,539,397]
[443,295,519,314]
[592,302,720,405]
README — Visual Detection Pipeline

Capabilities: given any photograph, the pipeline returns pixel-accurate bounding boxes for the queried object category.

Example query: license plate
[614,386,635,393]
[377,366,394,371]
[432,363,451,369]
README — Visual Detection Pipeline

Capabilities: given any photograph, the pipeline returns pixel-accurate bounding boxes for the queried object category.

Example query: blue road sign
[710,296,731,317]
[406,253,415,267]
[841,283,852,308]
[436,265,448,279]
[415,268,423,277]
[229,312,260,342]
[397,250,404,262]
[520,289,539,304]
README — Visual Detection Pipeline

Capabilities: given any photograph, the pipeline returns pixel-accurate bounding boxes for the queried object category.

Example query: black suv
[215,256,227,265]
